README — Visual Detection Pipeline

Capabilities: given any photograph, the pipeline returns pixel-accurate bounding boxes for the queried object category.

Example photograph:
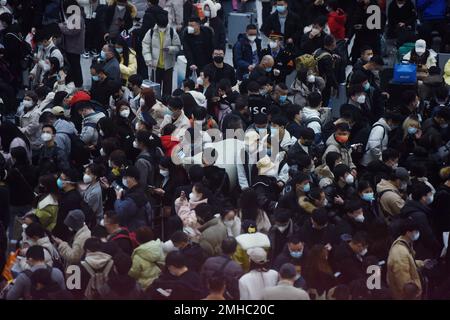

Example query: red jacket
[327,9,347,40]
[160,135,180,157]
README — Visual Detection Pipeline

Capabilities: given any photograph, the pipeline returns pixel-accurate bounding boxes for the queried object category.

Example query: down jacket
[58,224,91,265]
[129,239,165,290]
[142,25,181,71]
[361,118,391,167]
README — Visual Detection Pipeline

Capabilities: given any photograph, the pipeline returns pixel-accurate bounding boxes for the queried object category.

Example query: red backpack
[111,228,140,249]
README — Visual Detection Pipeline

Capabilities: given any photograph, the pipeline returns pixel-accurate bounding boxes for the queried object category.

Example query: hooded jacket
[174,196,208,232]
[327,9,347,40]
[291,77,326,107]
[129,239,165,290]
[54,118,78,156]
[35,194,59,231]
[361,118,391,166]
[80,111,105,145]
[160,135,180,157]
[78,251,114,298]
[142,24,182,70]
[114,185,149,231]
[58,224,91,265]
[376,179,405,218]
[323,134,356,169]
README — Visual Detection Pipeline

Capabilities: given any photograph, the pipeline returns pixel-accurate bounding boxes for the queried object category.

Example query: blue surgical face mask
[279,95,287,104]
[116,47,123,54]
[290,250,303,259]
[100,50,107,60]
[265,67,272,73]
[303,183,311,193]
[270,127,278,136]
[57,178,64,190]
[256,127,267,134]
[407,126,418,135]
[276,5,286,13]
[363,82,370,91]
[92,75,99,82]
[362,192,374,202]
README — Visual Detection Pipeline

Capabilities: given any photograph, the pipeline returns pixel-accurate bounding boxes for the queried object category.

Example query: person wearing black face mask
[202,48,236,87]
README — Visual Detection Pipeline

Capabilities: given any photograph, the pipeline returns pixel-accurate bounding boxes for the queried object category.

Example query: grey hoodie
[54,118,78,155]
[80,111,106,145]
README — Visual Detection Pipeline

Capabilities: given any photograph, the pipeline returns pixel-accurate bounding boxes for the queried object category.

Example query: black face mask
[213,56,224,64]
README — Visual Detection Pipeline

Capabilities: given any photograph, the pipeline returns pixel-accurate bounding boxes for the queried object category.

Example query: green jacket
[129,239,165,290]
[35,194,59,231]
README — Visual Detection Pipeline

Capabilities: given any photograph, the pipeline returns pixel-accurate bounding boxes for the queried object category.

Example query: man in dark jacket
[90,63,121,107]
[171,231,206,273]
[148,251,207,300]
[202,48,236,86]
[299,16,327,55]
[104,211,134,256]
[103,0,133,40]
[37,125,70,176]
[272,234,306,271]
[336,200,368,237]
[419,109,450,157]
[182,17,214,78]
[387,0,417,39]
[299,208,340,249]
[315,35,338,107]
[329,231,368,284]
[400,182,441,258]
[268,208,299,262]
[139,0,167,37]
[200,237,244,300]
[233,25,262,80]
[53,169,83,241]
[260,0,301,46]
[261,32,295,84]
[114,166,151,232]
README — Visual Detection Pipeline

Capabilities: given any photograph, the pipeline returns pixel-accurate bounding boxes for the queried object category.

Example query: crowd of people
[0,0,450,300]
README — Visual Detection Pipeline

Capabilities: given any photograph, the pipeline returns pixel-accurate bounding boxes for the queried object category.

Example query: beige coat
[387,236,424,300]
[376,179,405,218]
[58,225,91,265]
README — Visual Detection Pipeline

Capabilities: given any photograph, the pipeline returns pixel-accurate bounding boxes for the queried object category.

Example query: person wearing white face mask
[81,164,104,224]
[268,209,296,262]
[399,182,441,257]
[201,0,226,51]
[336,201,368,238]
[174,184,209,233]
[233,24,262,80]
[291,68,325,107]
[402,39,437,81]
[37,125,70,175]
[387,218,436,300]
[182,16,215,78]
[329,232,369,284]
[260,32,295,83]
[18,92,42,154]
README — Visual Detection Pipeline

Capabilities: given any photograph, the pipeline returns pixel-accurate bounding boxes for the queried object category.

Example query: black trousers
[66,52,83,88]
[155,67,173,97]
[85,19,103,52]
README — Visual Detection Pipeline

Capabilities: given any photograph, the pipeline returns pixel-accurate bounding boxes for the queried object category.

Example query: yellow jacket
[232,232,271,272]
[119,49,137,83]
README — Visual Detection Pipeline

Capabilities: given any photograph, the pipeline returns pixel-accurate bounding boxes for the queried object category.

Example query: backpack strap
[366,124,386,152]
[304,117,322,127]
[81,261,96,277]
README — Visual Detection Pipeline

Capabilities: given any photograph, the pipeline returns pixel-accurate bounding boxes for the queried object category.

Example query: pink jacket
[174,197,208,229]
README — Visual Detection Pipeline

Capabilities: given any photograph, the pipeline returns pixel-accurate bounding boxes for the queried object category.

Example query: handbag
[393,61,417,84]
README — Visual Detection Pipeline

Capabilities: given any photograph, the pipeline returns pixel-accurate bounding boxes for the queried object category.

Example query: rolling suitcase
[227,12,256,47]
[143,67,162,99]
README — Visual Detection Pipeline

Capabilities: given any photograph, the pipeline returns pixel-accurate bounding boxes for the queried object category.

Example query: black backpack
[5,32,32,69]
[61,123,96,168]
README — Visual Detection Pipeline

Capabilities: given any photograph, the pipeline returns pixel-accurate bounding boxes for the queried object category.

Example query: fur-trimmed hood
[202,0,222,18]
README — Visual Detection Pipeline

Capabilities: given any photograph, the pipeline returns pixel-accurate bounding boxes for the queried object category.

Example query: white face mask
[354,214,365,223]
[247,35,257,42]
[187,26,195,34]
[160,169,169,177]
[194,120,204,127]
[345,174,354,185]
[122,177,129,188]
[135,122,140,131]
[23,100,33,108]
[133,140,139,149]
[196,76,204,86]
[108,160,113,168]
[140,98,145,107]
[269,40,278,49]
[117,4,125,10]
[359,248,368,256]
[307,74,316,83]
[189,192,200,202]
[277,224,289,233]
[100,148,106,156]
[224,219,234,228]
[356,94,366,104]
[83,174,93,184]
[120,109,130,118]
[412,231,420,241]
[99,129,104,137]
[22,223,28,230]
[204,10,211,17]
[41,132,52,142]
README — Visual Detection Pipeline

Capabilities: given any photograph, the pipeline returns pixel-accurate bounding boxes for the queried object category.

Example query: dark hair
[399,218,420,235]
[25,223,46,239]
[357,180,372,192]
[246,24,257,31]
[109,149,128,167]
[194,203,214,223]
[286,104,302,121]
[113,252,132,275]
[247,81,260,93]
[348,85,365,97]
[360,45,373,54]
[42,124,56,135]
[128,74,143,87]
[333,163,351,179]
[171,230,189,245]
[114,34,131,66]
[31,268,54,288]
[26,246,45,261]
[135,130,154,150]
[335,122,351,132]
[221,237,238,255]
[104,210,120,225]
[436,85,449,102]
[325,152,341,171]
[208,272,226,292]
[324,34,336,47]
[287,234,304,244]
[384,112,403,124]
[39,174,58,195]
[168,97,184,110]
[351,231,368,246]
[382,148,399,162]
[308,92,322,109]
[345,199,363,213]
[141,88,157,111]
[10,146,29,166]
[135,226,154,244]
[84,237,103,252]
[402,90,418,105]
[161,123,177,136]
[165,251,186,268]
[86,163,105,178]
[410,182,431,201]
[182,79,195,91]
